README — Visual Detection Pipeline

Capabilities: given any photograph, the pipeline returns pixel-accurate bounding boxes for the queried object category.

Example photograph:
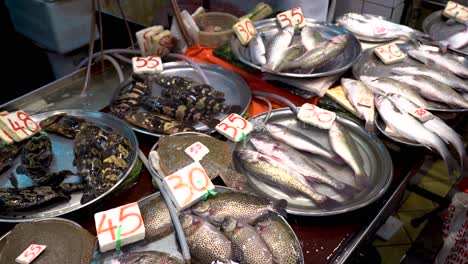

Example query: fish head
[340,77,356,87]
[221,217,238,234]
[330,34,350,44]
[249,137,277,154]
[235,150,261,163]
[359,76,383,94]
[191,200,212,217]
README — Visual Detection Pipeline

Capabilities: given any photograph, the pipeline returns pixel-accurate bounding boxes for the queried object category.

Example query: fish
[0,142,24,174]
[391,66,468,93]
[158,76,224,99]
[341,78,376,133]
[301,26,324,50]
[110,74,152,118]
[279,34,350,73]
[265,123,342,163]
[250,136,357,196]
[407,49,468,78]
[222,217,274,264]
[387,94,466,170]
[99,131,132,191]
[181,213,233,264]
[113,251,183,264]
[39,113,86,139]
[237,150,338,208]
[438,28,468,52]
[124,111,193,135]
[328,122,369,188]
[191,192,286,225]
[360,76,431,108]
[248,34,266,65]
[375,96,460,178]
[255,213,302,264]
[263,25,294,71]
[0,186,70,211]
[19,134,53,177]
[139,195,173,241]
[274,45,306,72]
[388,75,468,109]
[15,169,73,186]
[59,183,86,194]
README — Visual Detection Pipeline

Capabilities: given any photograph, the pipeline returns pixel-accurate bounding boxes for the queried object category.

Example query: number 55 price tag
[16,244,46,264]
[94,202,145,252]
[132,56,163,74]
[233,18,257,45]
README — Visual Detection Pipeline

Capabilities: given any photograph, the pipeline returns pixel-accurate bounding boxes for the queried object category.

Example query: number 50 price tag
[94,202,145,252]
[233,18,257,45]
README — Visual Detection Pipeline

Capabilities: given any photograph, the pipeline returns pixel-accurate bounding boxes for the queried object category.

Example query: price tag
[185,142,209,162]
[162,162,215,210]
[276,7,306,28]
[358,96,373,107]
[216,113,253,142]
[0,111,41,142]
[373,25,387,35]
[132,56,163,74]
[374,43,406,65]
[152,30,173,57]
[419,45,440,52]
[16,244,46,264]
[443,1,468,23]
[136,26,164,56]
[233,18,257,45]
[94,202,145,252]
[297,103,336,129]
[410,108,434,122]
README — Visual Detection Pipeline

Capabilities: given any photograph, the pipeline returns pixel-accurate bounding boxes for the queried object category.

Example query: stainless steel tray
[231,108,393,216]
[0,110,139,222]
[352,43,468,113]
[423,10,468,56]
[231,18,362,78]
[128,62,252,137]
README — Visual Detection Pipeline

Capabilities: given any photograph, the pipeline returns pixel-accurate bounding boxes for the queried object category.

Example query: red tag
[411,108,434,122]
[358,96,373,107]
[373,25,387,35]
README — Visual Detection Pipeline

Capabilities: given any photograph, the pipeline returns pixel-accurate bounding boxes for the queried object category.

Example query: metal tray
[231,18,362,78]
[0,109,139,222]
[231,108,393,216]
[375,114,421,146]
[352,43,468,113]
[0,217,84,241]
[422,10,468,56]
[127,62,252,137]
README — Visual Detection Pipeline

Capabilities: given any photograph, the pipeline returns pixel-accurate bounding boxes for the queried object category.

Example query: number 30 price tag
[0,111,41,142]
[443,1,468,23]
[233,18,257,45]
[374,43,406,65]
[94,202,145,252]
[216,113,253,142]
[16,244,46,264]
[163,162,215,210]
[277,7,306,28]
[297,103,336,129]
[132,56,163,74]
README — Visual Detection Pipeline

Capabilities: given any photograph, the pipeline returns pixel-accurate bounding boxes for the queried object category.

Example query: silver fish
[263,25,294,71]
[248,35,266,65]
[265,123,342,163]
[250,136,357,196]
[375,96,460,178]
[341,78,376,133]
[237,149,338,209]
[328,122,369,188]
[360,76,431,108]
[301,26,324,50]
[275,45,306,72]
[280,34,350,73]
[389,75,468,109]
[407,49,468,78]
[391,66,468,93]
[438,29,468,52]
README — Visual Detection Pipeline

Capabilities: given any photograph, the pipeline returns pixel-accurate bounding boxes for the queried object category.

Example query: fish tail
[365,120,376,134]
[339,182,360,197]
[442,151,462,182]
[273,199,288,217]
[317,196,340,210]
[354,174,370,188]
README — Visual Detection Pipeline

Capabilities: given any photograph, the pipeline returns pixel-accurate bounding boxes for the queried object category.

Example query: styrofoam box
[5,0,99,54]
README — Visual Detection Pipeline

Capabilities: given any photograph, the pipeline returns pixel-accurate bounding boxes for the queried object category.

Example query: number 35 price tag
[0,111,41,142]
[216,113,253,142]
[94,202,145,252]
[233,18,257,45]
[16,244,46,264]
[132,56,163,74]
[277,7,306,28]
[163,162,215,210]
[297,103,336,129]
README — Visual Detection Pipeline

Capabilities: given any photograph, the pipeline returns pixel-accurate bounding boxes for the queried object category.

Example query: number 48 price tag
[0,111,41,142]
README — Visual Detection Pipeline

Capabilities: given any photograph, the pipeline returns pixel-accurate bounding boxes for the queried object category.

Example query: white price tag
[276,7,306,29]
[216,113,253,142]
[152,30,173,57]
[136,26,164,56]
[410,108,434,122]
[94,202,145,252]
[297,103,336,129]
[132,56,163,74]
[358,96,373,107]
[185,142,209,162]
[233,18,257,45]
[443,1,468,23]
[374,43,406,65]
[373,25,387,35]
[0,111,41,142]
[16,244,46,264]
[162,162,215,210]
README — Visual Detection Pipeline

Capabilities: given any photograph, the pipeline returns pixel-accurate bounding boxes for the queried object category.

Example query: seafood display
[423,10,468,54]
[110,73,242,135]
[110,251,183,264]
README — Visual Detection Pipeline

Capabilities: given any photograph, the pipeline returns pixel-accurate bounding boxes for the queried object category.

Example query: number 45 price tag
[297,103,336,129]
[16,244,46,264]
[216,113,253,142]
[94,202,145,252]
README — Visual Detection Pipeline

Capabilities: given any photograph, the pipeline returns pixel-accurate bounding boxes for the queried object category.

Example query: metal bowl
[127,62,252,137]
[0,109,139,222]
[231,18,362,78]
[231,108,393,216]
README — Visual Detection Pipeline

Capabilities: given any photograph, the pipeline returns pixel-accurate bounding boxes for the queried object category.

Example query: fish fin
[442,152,462,182]
[8,173,18,189]
[365,121,376,134]
[355,175,370,189]
[339,183,360,197]
[273,199,288,217]
[317,196,340,210]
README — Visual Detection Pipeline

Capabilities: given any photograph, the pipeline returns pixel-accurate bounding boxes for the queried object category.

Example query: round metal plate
[422,10,468,56]
[231,18,362,78]
[0,110,139,222]
[231,108,393,216]
[375,114,422,146]
[127,62,252,137]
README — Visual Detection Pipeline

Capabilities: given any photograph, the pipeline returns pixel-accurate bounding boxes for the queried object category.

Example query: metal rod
[81,0,98,97]
[97,0,105,70]
[170,0,193,46]
[116,0,135,49]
